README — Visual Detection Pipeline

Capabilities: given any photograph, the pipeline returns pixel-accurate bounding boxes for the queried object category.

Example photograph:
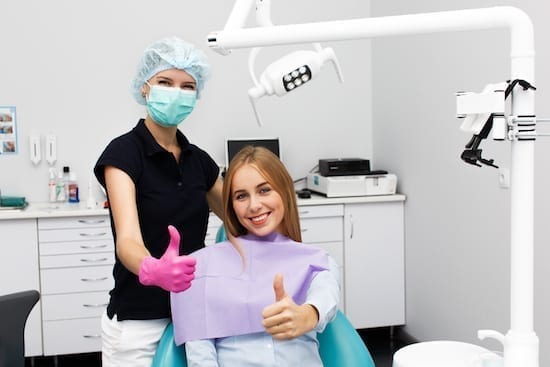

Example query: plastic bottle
[55,170,66,202]
[62,166,70,200]
[48,168,57,203]
[68,172,80,203]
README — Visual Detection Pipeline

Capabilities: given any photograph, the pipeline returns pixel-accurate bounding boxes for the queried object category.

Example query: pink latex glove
[138,225,196,292]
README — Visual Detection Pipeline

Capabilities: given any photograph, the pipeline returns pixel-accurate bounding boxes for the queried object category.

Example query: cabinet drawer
[41,266,113,294]
[42,292,109,321]
[39,239,114,256]
[40,252,115,269]
[38,216,110,230]
[39,227,112,243]
[300,217,343,243]
[43,318,102,355]
[298,204,343,218]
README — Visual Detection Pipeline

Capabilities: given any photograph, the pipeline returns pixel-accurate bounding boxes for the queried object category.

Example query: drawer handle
[80,244,108,250]
[80,257,109,263]
[298,210,310,215]
[79,232,108,237]
[78,219,106,225]
[83,303,108,308]
[301,228,309,233]
[83,334,102,339]
[81,277,109,282]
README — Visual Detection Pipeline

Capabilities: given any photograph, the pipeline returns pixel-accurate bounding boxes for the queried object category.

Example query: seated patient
[170,146,340,367]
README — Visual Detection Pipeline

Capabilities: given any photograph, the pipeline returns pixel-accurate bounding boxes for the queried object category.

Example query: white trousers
[101,311,170,367]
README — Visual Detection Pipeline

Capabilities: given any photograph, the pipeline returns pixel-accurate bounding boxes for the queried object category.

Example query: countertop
[0,202,109,220]
[0,193,406,221]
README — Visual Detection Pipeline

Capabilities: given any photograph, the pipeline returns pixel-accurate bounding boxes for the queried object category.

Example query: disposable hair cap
[131,36,211,105]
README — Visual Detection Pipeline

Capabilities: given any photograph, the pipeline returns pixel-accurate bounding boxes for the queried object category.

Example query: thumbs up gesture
[261,273,319,340]
[138,225,197,292]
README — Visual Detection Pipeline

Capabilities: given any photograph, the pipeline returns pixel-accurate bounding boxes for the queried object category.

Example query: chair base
[392,340,498,367]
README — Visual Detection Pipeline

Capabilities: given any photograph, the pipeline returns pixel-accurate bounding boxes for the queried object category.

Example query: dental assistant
[94,36,223,367]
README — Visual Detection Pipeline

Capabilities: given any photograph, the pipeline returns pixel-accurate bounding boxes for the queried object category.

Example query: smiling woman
[170,145,341,367]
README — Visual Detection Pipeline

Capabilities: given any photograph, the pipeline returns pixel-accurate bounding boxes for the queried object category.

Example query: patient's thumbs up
[273,273,288,302]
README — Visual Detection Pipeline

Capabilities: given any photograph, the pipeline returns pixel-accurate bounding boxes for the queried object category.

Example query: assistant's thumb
[162,225,181,259]
[273,273,287,302]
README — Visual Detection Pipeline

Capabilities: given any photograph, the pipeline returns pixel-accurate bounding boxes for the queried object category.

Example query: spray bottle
[48,168,57,203]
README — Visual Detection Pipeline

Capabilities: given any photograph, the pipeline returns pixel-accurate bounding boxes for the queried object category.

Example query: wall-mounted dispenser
[29,134,41,165]
[45,133,57,166]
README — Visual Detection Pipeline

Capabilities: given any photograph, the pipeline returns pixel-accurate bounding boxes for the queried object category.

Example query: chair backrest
[318,310,376,367]
[0,290,40,367]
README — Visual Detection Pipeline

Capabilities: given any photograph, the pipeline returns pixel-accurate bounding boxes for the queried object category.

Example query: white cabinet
[299,204,345,311]
[38,215,114,355]
[343,201,405,328]
[0,219,42,356]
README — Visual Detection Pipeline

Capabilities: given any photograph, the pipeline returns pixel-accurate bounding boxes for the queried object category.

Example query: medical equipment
[207,3,540,367]
[219,0,344,126]
[247,46,344,126]
[319,158,371,176]
[306,173,397,198]
[457,79,537,168]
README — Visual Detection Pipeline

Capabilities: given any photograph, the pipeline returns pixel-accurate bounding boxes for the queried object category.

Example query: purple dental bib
[170,232,329,345]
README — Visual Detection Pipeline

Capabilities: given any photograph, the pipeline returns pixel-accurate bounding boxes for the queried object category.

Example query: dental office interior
[1,0,549,366]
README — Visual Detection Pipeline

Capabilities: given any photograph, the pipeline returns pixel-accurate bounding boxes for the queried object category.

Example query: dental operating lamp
[233,0,345,126]
[207,4,539,367]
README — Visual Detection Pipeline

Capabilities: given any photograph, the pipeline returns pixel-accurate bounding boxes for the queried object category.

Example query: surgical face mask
[146,84,197,127]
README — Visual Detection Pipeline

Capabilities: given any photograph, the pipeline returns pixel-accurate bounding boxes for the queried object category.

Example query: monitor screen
[225,137,281,168]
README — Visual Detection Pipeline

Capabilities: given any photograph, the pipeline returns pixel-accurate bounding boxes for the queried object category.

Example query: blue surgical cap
[131,36,211,105]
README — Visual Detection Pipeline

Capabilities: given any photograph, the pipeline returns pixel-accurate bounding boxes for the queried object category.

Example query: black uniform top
[94,119,219,320]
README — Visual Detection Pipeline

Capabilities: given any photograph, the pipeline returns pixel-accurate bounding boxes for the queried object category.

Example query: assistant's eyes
[181,83,197,91]
[154,79,196,90]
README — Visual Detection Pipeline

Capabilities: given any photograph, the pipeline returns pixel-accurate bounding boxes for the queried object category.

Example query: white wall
[371,0,550,364]
[0,0,372,202]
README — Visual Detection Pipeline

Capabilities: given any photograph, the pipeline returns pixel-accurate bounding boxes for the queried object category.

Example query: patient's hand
[261,273,318,340]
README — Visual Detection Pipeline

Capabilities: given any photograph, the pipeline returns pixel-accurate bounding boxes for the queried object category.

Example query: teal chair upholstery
[152,225,376,366]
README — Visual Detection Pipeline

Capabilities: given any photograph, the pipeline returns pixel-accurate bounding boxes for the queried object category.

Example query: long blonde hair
[222,145,302,242]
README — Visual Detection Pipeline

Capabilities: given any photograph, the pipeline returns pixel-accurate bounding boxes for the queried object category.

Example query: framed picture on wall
[0,106,17,155]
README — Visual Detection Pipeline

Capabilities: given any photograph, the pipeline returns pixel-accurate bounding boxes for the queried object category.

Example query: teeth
[251,213,268,223]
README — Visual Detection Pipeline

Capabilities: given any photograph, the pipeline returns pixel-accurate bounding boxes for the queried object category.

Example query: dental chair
[152,226,375,367]
[0,290,40,367]
[151,309,375,367]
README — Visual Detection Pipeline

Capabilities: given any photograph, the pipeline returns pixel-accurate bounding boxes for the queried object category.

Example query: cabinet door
[0,219,43,356]
[344,202,405,328]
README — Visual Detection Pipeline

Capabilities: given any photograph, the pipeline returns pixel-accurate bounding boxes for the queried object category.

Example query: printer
[306,158,397,198]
